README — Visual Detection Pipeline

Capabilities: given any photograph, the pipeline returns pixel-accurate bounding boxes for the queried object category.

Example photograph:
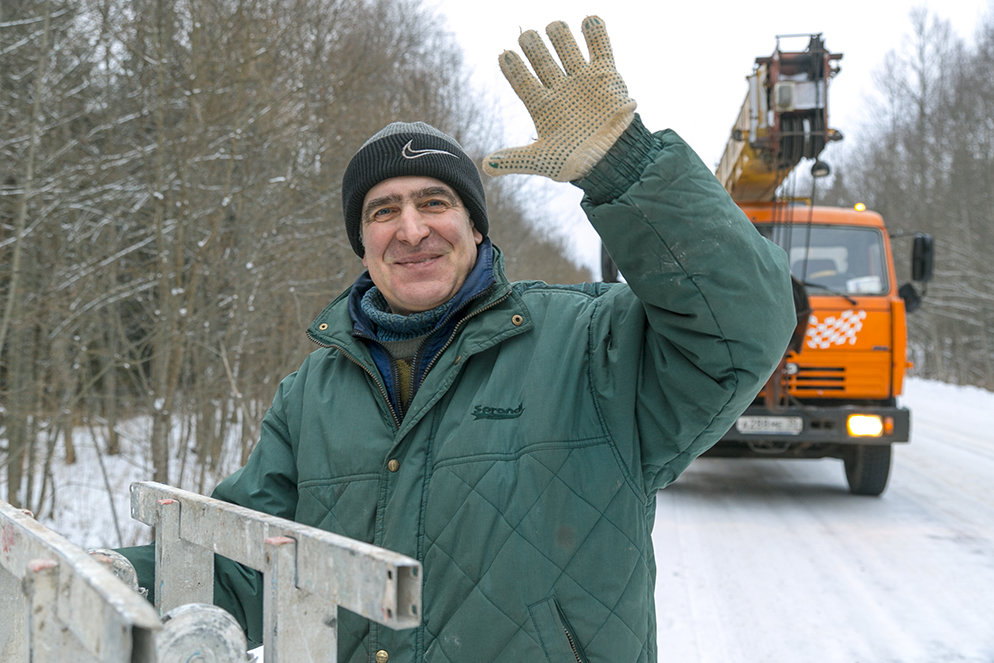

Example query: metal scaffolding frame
[0,481,422,662]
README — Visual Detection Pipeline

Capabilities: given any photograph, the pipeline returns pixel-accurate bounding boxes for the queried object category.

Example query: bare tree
[1,0,103,508]
[826,8,994,388]
[0,0,593,518]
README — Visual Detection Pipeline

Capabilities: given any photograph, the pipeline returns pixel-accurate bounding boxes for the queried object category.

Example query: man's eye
[423,199,447,209]
[371,207,394,220]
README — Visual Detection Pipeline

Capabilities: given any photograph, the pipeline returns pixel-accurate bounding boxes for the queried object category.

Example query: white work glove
[484,15,636,182]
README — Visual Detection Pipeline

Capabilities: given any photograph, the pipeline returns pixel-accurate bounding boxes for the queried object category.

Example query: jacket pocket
[528,596,587,663]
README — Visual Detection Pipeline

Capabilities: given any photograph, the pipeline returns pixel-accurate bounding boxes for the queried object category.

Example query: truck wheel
[843,444,891,496]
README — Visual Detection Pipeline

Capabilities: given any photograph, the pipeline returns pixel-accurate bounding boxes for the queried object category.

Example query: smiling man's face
[361,176,483,315]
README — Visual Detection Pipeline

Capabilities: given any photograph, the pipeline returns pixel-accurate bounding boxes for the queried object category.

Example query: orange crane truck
[706,34,934,495]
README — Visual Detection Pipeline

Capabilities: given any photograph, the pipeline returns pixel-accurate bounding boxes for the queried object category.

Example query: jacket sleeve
[576,115,796,493]
[117,372,302,649]
[205,370,302,646]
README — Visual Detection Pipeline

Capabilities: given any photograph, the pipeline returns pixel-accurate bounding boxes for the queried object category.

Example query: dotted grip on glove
[484,16,636,182]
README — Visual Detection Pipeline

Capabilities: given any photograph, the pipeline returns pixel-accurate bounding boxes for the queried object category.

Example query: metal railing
[0,481,422,662]
[0,499,160,662]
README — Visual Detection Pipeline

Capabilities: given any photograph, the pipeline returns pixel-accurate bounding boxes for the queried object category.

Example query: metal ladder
[1,481,422,662]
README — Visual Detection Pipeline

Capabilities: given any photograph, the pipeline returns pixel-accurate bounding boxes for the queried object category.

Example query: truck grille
[789,365,845,393]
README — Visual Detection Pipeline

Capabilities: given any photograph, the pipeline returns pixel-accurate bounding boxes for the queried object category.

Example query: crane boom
[716,34,842,201]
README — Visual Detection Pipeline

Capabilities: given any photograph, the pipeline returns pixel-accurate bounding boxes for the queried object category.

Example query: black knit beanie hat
[342,121,489,257]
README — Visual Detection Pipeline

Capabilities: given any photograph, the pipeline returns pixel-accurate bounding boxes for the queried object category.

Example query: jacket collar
[305,242,530,433]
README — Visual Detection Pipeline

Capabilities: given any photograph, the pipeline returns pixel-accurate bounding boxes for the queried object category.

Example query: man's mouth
[393,254,440,266]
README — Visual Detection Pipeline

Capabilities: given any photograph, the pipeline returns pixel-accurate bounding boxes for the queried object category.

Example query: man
[122,15,795,662]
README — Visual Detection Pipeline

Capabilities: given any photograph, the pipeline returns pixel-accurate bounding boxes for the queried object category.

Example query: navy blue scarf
[347,239,496,414]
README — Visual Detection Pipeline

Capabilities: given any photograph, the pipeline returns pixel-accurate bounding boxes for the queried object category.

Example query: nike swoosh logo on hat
[401,140,458,160]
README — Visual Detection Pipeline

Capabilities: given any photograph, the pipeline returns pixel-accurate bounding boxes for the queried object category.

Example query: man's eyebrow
[363,193,402,221]
[362,187,461,222]
[416,186,459,203]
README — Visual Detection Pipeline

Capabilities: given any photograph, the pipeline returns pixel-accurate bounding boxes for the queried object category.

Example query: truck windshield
[757,224,889,295]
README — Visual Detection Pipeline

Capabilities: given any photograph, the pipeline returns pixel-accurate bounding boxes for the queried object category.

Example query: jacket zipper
[307,287,520,663]
[306,286,513,426]
[307,332,402,429]
[343,348,402,428]
[416,289,513,389]
[564,627,584,663]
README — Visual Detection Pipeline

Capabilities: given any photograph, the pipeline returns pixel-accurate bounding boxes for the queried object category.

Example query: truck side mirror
[899,283,923,313]
[911,233,934,283]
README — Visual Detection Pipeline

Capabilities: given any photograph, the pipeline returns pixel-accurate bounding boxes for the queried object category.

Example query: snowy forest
[1,0,993,521]
[0,0,591,512]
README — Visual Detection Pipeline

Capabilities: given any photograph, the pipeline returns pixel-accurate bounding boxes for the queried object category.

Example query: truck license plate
[735,415,803,435]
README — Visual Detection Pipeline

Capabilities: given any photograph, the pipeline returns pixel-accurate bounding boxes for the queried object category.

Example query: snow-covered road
[652,379,994,662]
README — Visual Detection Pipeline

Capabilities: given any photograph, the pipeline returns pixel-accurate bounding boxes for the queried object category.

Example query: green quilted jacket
[124,124,795,662]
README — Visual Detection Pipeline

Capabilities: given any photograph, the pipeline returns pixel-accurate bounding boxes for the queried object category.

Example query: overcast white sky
[430,0,992,272]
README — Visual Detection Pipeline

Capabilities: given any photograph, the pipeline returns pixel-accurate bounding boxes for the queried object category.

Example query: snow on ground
[15,417,236,550]
[5,378,993,660]
[654,378,994,662]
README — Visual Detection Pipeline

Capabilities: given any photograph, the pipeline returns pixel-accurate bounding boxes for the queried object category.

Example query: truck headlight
[847,414,884,437]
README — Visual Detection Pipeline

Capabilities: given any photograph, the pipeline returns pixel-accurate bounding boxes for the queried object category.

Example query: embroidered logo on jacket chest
[471,404,524,420]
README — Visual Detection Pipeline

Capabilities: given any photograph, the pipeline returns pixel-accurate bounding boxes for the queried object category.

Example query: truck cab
[711,202,932,495]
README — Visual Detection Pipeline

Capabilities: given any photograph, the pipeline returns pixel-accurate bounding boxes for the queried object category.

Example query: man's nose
[395,205,430,244]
